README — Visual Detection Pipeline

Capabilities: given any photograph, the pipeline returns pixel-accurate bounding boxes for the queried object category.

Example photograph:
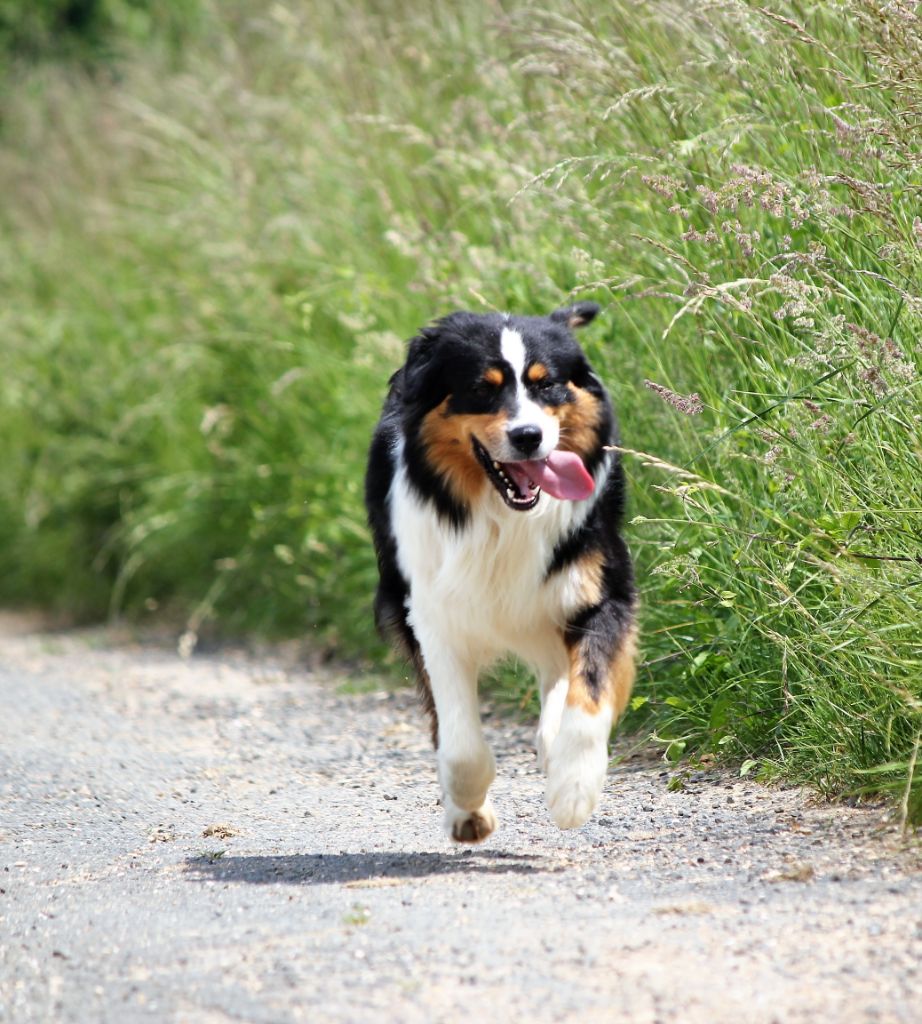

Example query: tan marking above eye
[527,363,549,383]
[483,367,504,387]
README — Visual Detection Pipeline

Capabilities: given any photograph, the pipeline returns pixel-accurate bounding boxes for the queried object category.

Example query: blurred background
[1,0,920,819]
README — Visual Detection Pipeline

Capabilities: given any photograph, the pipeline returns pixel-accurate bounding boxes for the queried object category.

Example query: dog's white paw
[545,706,611,830]
[439,747,497,842]
[546,768,604,829]
[443,795,498,844]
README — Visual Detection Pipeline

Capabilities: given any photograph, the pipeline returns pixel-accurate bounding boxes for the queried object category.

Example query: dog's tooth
[493,461,501,469]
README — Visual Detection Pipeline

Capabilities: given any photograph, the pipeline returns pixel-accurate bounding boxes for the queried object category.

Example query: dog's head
[400,302,614,517]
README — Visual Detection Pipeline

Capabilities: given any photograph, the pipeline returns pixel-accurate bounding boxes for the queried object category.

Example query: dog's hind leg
[545,610,637,830]
[533,647,571,773]
[536,673,568,773]
[414,626,497,843]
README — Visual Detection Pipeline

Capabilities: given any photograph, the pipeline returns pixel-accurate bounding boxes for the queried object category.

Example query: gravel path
[1,614,920,1023]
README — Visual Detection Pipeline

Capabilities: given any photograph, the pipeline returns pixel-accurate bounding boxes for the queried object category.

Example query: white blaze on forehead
[500,327,531,417]
[499,327,559,458]
[500,326,527,379]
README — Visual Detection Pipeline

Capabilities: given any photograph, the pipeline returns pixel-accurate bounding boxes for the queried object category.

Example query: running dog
[365,302,636,842]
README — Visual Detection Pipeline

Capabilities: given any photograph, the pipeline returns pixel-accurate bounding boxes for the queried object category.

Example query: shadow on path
[184,848,560,886]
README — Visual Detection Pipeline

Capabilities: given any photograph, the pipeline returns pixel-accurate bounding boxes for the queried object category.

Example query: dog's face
[401,303,612,515]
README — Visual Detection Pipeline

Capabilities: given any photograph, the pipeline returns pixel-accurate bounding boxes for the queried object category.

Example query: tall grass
[1,1,919,820]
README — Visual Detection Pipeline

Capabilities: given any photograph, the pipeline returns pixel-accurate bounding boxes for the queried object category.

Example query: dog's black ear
[401,327,444,412]
[402,335,432,401]
[550,301,600,330]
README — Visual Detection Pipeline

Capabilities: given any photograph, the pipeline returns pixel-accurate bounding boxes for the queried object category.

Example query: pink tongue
[508,451,595,502]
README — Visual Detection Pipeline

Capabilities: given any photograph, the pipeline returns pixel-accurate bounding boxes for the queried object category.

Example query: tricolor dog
[365,303,637,842]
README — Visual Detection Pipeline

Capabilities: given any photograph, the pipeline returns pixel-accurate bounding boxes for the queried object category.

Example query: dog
[365,302,637,842]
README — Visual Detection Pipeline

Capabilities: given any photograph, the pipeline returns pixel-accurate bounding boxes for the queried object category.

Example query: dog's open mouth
[472,437,595,511]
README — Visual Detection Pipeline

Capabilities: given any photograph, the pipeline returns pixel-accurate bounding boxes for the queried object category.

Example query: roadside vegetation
[1,1,919,821]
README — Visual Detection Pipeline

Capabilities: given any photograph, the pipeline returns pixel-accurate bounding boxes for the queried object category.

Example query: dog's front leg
[416,628,497,843]
[545,610,637,830]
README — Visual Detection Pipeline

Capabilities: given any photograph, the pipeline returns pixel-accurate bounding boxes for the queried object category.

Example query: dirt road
[1,616,920,1023]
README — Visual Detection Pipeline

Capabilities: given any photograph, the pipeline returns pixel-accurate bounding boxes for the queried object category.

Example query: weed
[342,904,371,927]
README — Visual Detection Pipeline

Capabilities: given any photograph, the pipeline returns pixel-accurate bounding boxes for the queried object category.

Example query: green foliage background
[0,0,196,61]
[1,1,920,819]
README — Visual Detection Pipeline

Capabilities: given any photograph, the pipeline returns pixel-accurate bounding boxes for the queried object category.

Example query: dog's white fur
[389,431,616,840]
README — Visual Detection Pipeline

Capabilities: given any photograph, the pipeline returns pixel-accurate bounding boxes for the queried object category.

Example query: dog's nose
[507,424,543,457]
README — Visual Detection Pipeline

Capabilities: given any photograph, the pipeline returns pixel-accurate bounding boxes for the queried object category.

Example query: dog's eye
[471,380,501,398]
[473,371,504,394]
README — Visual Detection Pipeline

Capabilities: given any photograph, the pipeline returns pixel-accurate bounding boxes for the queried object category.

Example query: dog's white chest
[390,466,587,665]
